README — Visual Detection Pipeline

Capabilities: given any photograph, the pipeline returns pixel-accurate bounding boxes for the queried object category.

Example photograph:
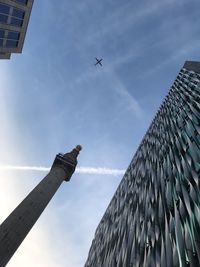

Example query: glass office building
[0,0,33,59]
[85,61,200,267]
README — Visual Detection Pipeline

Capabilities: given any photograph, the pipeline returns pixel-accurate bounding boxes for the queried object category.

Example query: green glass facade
[84,61,200,267]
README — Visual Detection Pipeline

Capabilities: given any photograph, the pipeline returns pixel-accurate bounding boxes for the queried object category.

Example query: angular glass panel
[7,31,20,40]
[0,14,8,23]
[10,17,23,27]
[12,8,25,19]
[6,39,18,47]
[84,62,200,267]
[0,4,10,15]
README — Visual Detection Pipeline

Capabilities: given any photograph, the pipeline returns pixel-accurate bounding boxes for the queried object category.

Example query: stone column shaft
[0,146,81,266]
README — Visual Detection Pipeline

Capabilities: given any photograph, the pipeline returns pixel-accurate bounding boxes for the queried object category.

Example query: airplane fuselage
[95,58,103,66]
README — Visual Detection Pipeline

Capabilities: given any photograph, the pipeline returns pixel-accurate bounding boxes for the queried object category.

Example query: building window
[6,39,18,47]
[0,3,9,23]
[0,29,5,38]
[0,38,3,47]
[0,4,25,27]
[0,29,20,48]
[6,30,20,48]
[0,29,5,47]
[12,8,25,19]
[10,17,23,26]
[15,0,28,5]
[7,31,20,40]
[0,14,8,23]
[10,7,25,26]
[0,3,10,14]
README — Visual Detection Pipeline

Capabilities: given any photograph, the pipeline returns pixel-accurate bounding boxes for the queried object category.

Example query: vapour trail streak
[0,165,125,176]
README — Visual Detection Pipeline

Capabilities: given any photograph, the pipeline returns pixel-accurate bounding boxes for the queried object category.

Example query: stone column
[0,145,82,267]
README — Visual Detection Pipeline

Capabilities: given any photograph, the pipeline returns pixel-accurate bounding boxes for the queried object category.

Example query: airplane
[95,58,103,66]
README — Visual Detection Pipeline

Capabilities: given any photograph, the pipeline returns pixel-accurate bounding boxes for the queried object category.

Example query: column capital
[52,145,82,181]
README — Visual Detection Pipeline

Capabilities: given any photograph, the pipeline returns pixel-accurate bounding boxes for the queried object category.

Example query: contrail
[0,165,125,176]
[0,166,50,172]
[76,167,125,176]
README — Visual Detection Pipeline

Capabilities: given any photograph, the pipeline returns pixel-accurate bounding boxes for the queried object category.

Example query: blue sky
[0,0,200,266]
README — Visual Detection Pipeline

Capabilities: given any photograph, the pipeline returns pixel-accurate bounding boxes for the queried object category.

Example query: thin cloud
[0,165,125,176]
[80,0,177,48]
[142,40,200,78]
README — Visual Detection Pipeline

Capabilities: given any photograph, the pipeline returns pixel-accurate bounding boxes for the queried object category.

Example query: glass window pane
[12,8,24,19]
[7,31,20,40]
[0,14,8,23]
[10,17,23,27]
[0,4,10,15]
[6,39,18,47]
[0,38,3,47]
[0,29,5,38]
[15,0,28,4]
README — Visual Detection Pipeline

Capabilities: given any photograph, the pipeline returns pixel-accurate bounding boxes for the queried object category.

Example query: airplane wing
[94,58,103,66]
